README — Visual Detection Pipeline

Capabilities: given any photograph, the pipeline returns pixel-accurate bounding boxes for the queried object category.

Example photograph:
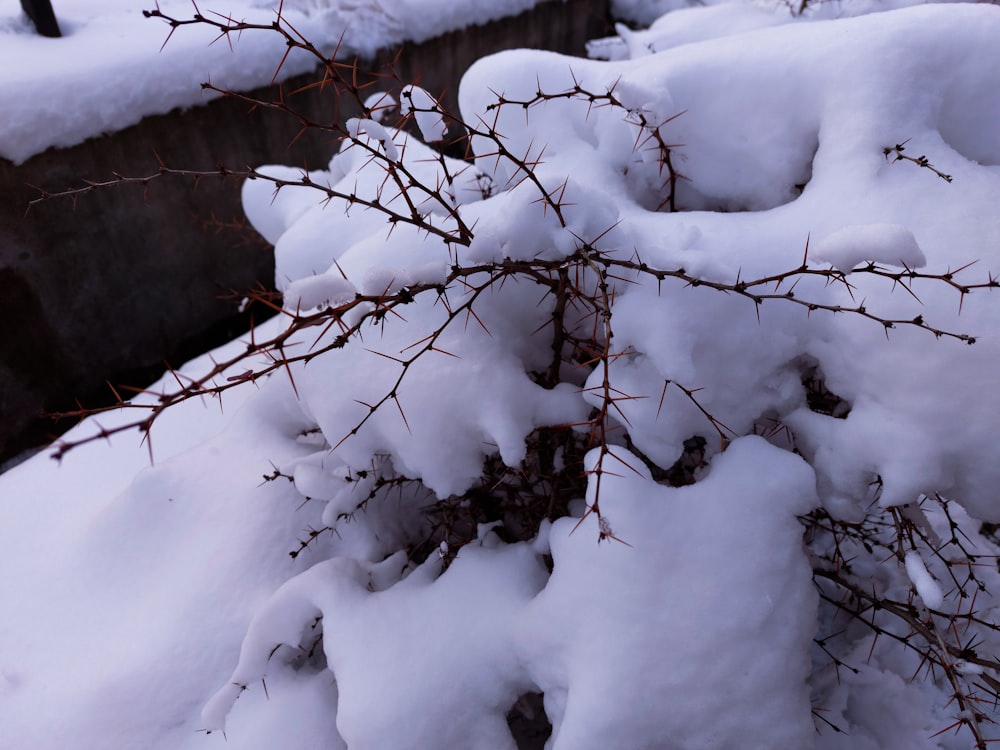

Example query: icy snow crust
[3,2,1000,749]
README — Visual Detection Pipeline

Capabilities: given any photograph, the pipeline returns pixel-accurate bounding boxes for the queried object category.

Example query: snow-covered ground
[4,1,1000,748]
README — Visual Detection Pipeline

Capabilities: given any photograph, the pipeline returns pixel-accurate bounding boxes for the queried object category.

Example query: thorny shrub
[34,4,1000,745]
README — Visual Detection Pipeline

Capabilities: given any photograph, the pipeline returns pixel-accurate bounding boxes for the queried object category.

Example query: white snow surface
[811,223,927,272]
[519,439,818,748]
[0,0,540,164]
[4,2,1000,749]
[904,550,945,611]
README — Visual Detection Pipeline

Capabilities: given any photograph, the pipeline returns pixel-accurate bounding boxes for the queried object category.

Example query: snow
[347,116,401,161]
[364,91,398,123]
[904,550,945,611]
[4,1,1000,749]
[812,223,927,272]
[283,272,359,312]
[399,85,448,142]
[204,539,547,748]
[0,0,542,164]
[518,439,818,748]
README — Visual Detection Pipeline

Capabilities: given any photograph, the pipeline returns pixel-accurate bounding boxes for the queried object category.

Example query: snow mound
[812,223,926,272]
[520,438,818,748]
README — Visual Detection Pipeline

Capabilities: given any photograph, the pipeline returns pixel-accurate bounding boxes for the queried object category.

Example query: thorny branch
[884,140,954,183]
[485,74,684,211]
[44,246,996,460]
[804,495,1000,748]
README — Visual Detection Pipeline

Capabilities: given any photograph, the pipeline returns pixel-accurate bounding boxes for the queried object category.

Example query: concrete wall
[0,0,610,463]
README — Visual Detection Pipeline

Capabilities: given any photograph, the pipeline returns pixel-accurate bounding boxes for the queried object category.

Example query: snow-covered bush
[7,2,1000,748]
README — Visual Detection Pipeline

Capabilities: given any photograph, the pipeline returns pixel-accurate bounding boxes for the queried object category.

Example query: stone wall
[0,0,610,463]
